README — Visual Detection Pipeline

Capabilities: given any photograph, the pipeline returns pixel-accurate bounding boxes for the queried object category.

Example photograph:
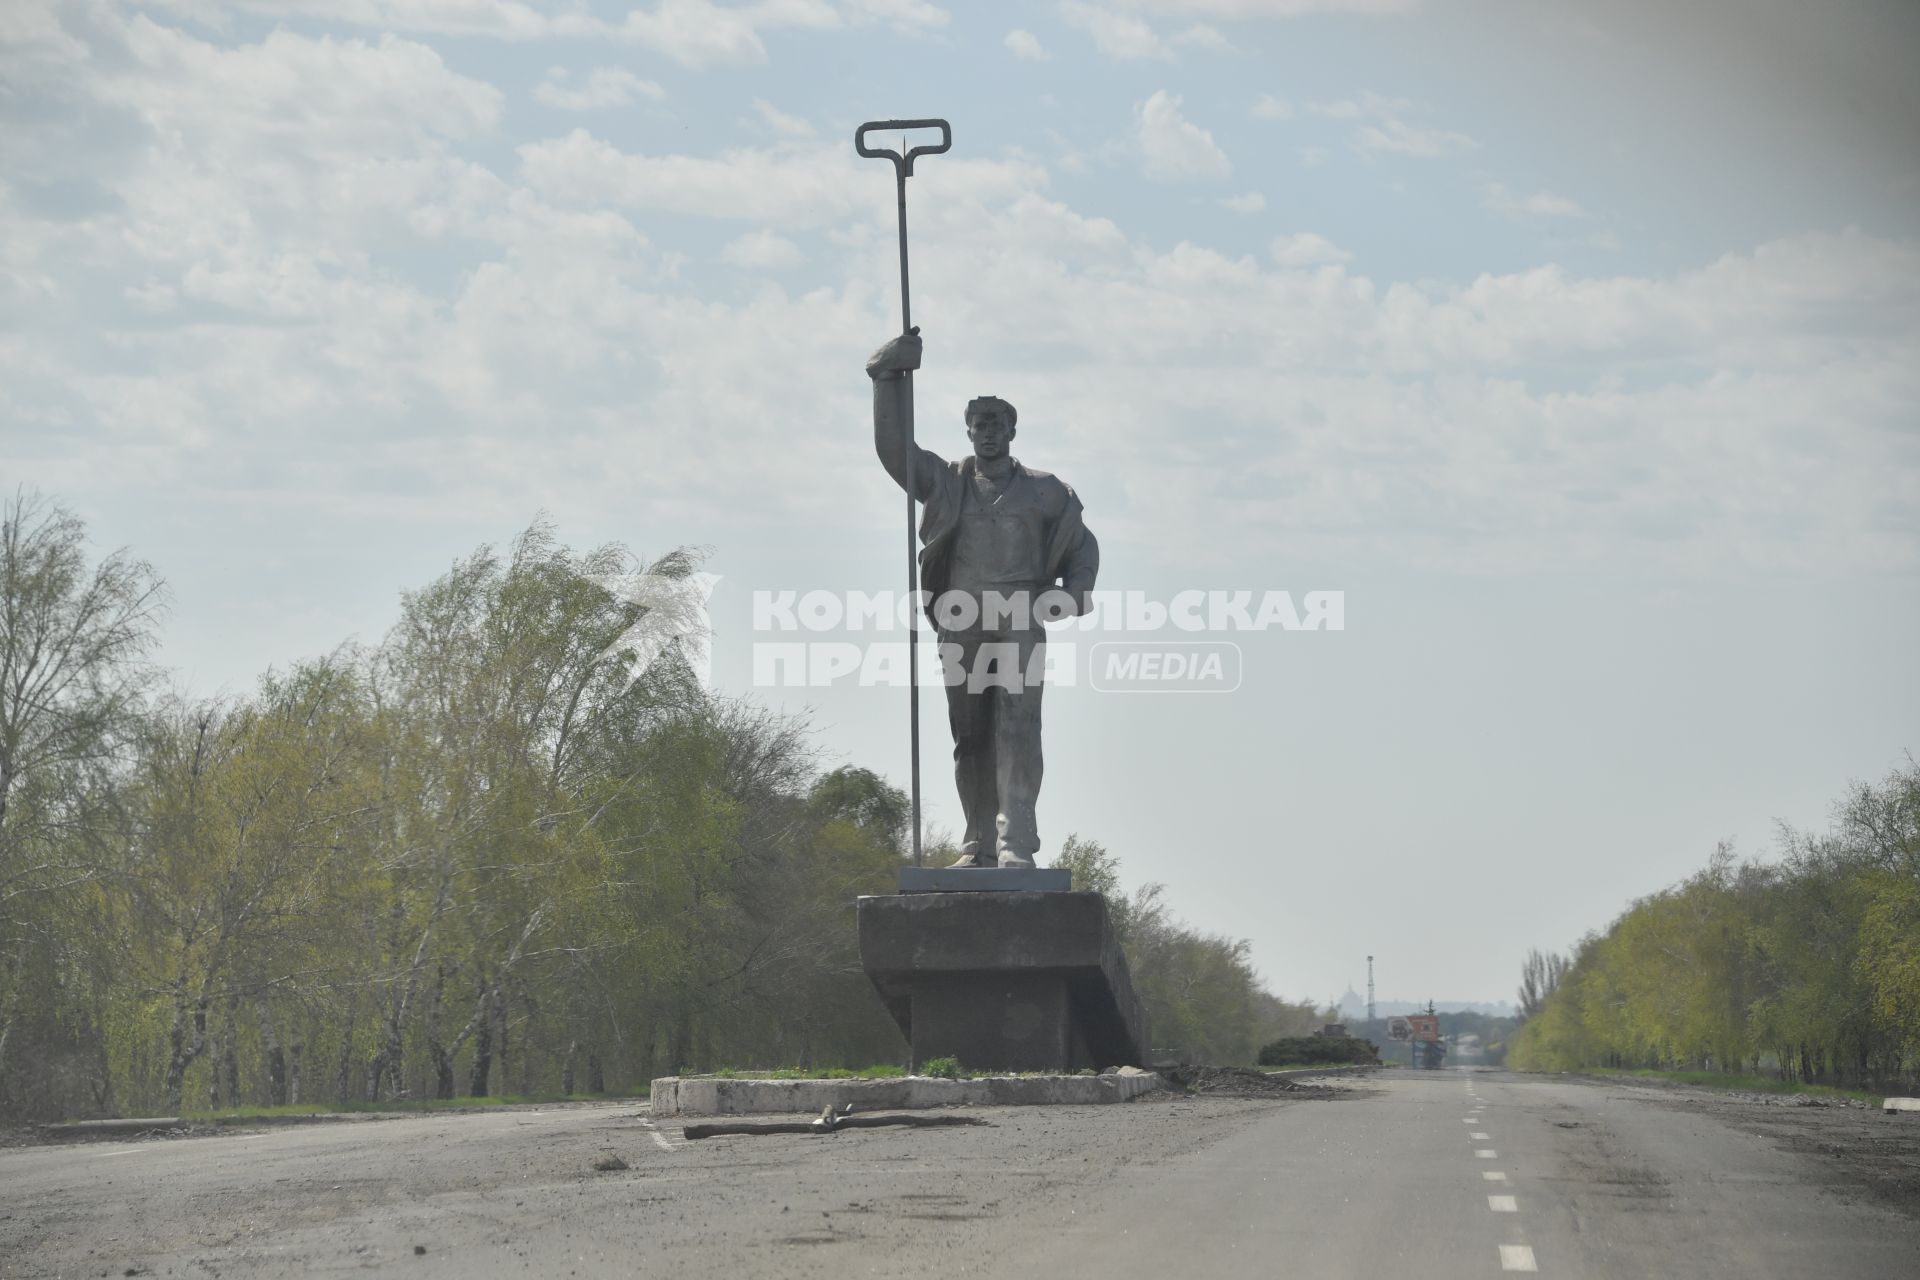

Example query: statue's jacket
[914,454,1100,617]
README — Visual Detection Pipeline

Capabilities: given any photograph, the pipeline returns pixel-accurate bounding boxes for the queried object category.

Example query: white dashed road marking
[86,1147,155,1159]
[1488,1195,1518,1212]
[650,1131,675,1153]
[1499,1244,1539,1272]
[1476,1149,1498,1158]
[1471,1131,1491,1140]
[1483,1171,1508,1182]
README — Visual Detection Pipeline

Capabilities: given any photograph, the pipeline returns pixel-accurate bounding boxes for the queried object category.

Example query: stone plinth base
[897,866,1071,893]
[857,891,1149,1073]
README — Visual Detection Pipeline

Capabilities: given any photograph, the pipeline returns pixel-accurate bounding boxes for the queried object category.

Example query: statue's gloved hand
[866,327,922,379]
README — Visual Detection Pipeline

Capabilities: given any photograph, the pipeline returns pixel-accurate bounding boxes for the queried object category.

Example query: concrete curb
[37,1117,185,1137]
[650,1071,1162,1117]
[1884,1097,1920,1113]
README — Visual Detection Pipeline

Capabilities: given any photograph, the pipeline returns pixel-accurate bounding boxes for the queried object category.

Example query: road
[3,1068,1915,1278]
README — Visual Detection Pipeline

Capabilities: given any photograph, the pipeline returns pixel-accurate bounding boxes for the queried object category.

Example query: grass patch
[1585,1067,1882,1105]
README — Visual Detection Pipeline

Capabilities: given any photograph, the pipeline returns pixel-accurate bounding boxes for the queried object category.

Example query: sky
[3,0,1917,1010]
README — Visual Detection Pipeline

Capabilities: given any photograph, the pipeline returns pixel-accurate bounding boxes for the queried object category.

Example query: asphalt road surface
[4,1068,1916,1278]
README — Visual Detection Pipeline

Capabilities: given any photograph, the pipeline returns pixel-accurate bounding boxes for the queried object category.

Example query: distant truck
[1389,1008,1448,1069]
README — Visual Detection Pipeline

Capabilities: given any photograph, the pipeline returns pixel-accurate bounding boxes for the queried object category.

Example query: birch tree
[0,490,164,1117]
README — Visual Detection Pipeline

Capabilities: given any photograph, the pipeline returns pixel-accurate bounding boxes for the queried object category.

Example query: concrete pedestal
[896,866,1071,893]
[857,890,1149,1073]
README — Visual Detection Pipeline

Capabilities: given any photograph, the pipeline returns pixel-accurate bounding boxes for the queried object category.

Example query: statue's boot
[948,851,993,869]
[996,853,1036,869]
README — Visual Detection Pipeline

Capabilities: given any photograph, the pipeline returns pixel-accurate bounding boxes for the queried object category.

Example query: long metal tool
[855,117,950,868]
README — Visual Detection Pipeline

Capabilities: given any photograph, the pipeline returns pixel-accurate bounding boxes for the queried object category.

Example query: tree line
[1052,835,1320,1063]
[1509,762,1919,1090]
[0,491,1315,1122]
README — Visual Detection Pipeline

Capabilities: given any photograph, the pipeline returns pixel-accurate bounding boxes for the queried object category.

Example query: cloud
[1482,182,1585,218]
[1221,191,1266,213]
[1136,90,1232,181]
[1060,0,1170,59]
[232,0,563,40]
[837,0,951,27]
[6,3,1917,604]
[517,130,1044,228]
[1270,231,1351,266]
[534,66,665,111]
[519,132,860,226]
[1556,230,1624,252]
[228,0,947,66]
[720,229,806,269]
[1251,93,1293,121]
[750,98,814,138]
[1173,23,1233,51]
[1004,28,1049,59]
[101,20,505,151]
[1310,90,1480,157]
[615,0,773,66]
[1102,0,1419,12]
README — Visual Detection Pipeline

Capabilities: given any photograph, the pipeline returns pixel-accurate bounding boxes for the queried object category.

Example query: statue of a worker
[868,329,1100,869]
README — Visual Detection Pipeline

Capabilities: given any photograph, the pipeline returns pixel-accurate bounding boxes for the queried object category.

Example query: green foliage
[1256,1036,1380,1067]
[1511,762,1920,1092]
[0,490,167,1122]
[809,767,910,855]
[1052,836,1319,1065]
[0,508,908,1123]
[0,497,1351,1122]
[921,1056,963,1079]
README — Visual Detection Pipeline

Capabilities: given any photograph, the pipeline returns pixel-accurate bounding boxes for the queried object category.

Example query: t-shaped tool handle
[855,116,951,869]
[855,119,952,178]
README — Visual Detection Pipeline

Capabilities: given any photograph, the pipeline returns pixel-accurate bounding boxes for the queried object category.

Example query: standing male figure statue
[868,329,1100,869]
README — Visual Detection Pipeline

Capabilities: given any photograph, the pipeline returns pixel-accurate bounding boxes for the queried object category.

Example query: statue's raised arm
[869,329,938,499]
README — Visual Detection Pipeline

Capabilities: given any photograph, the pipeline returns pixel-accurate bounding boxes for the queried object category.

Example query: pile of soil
[1157,1066,1338,1099]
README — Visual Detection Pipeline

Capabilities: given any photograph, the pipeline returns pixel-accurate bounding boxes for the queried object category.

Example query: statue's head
[965,395,1016,461]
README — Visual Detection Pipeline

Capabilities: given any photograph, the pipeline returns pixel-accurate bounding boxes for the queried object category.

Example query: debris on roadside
[591,1154,630,1171]
[1155,1066,1340,1099]
[681,1113,991,1140]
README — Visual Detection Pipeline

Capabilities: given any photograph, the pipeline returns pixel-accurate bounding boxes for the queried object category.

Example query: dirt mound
[1159,1066,1323,1098]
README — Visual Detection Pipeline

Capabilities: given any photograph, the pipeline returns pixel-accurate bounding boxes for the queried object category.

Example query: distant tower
[1367,955,1376,1023]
